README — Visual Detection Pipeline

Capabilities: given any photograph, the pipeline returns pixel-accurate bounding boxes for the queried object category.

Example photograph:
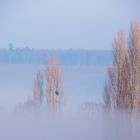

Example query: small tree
[33,71,43,109]
[46,56,63,112]
[103,81,111,110]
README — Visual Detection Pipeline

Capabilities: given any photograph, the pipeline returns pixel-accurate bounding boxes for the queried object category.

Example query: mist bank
[0,110,140,140]
[0,64,107,110]
[0,47,112,65]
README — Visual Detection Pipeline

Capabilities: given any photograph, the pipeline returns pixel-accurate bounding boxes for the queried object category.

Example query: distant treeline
[0,47,112,65]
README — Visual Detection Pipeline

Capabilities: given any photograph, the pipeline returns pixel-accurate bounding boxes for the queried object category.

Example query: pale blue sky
[0,0,140,49]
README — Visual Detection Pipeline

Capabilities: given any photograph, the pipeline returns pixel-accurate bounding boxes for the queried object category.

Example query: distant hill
[0,48,113,66]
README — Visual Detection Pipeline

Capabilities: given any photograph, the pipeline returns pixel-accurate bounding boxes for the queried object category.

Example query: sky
[0,0,140,50]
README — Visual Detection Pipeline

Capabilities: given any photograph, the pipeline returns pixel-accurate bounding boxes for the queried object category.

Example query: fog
[1,0,140,139]
[0,65,107,110]
[1,110,140,140]
[0,64,140,139]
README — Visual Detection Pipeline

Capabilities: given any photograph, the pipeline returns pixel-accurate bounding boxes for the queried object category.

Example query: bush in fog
[81,101,103,115]
[33,71,43,109]
[46,56,63,112]
[104,21,140,112]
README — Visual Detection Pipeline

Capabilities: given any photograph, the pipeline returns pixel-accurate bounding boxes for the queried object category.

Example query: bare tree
[109,30,131,110]
[129,21,140,111]
[46,56,63,112]
[103,81,111,110]
[33,71,43,109]
[104,25,140,111]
